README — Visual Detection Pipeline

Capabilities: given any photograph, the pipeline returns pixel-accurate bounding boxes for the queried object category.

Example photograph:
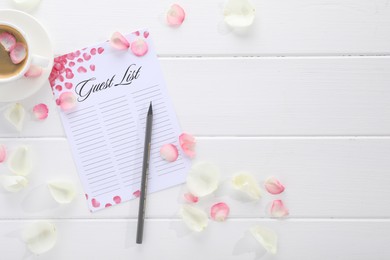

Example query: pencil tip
[148,102,153,115]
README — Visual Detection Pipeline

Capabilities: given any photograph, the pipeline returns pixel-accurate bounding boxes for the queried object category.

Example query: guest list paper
[49,30,191,211]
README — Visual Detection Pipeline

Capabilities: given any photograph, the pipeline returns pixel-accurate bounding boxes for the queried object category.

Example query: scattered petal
[22,221,57,255]
[10,42,27,64]
[4,103,25,132]
[0,32,16,52]
[0,175,28,192]
[160,144,179,162]
[113,195,121,204]
[58,92,77,111]
[133,190,140,198]
[187,162,220,197]
[47,181,76,204]
[270,200,289,218]
[180,205,208,232]
[8,145,32,176]
[130,38,148,57]
[32,103,49,120]
[223,0,256,28]
[210,202,230,222]
[179,133,196,158]
[264,176,285,195]
[167,4,186,26]
[184,192,199,203]
[250,225,277,255]
[0,144,6,163]
[231,172,262,200]
[110,31,130,50]
[24,64,43,78]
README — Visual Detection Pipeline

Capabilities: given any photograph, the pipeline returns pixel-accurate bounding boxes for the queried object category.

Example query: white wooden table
[1,1,390,259]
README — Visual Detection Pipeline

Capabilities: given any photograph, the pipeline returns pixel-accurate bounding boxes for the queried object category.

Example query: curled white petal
[180,204,208,232]
[231,172,262,200]
[4,103,25,132]
[22,221,57,255]
[12,0,42,11]
[187,162,220,197]
[47,181,76,204]
[223,0,256,28]
[250,225,278,255]
[8,146,32,176]
[0,175,28,192]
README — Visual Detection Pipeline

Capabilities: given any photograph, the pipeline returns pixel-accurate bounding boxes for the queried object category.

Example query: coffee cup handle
[31,55,50,68]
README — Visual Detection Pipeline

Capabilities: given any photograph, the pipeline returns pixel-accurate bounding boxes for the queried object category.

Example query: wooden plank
[0,138,389,218]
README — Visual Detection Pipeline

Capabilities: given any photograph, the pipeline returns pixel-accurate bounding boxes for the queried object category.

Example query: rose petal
[179,133,196,158]
[160,144,179,162]
[0,32,16,52]
[10,42,27,64]
[223,0,256,28]
[167,4,186,26]
[210,202,230,222]
[0,144,6,163]
[264,176,285,195]
[270,200,289,218]
[4,103,25,132]
[22,221,57,255]
[24,64,43,78]
[231,172,262,200]
[130,38,148,57]
[47,181,76,204]
[180,204,208,232]
[250,225,278,255]
[110,31,130,50]
[0,175,28,192]
[12,0,42,11]
[184,192,199,203]
[187,162,220,197]
[32,103,49,120]
[58,92,77,111]
[8,145,32,176]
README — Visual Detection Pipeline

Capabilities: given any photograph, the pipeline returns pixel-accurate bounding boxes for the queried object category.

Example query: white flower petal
[0,175,28,192]
[187,162,220,197]
[223,0,256,28]
[180,204,208,232]
[4,103,25,132]
[231,172,262,200]
[8,146,32,176]
[22,221,57,255]
[47,181,76,204]
[250,225,278,255]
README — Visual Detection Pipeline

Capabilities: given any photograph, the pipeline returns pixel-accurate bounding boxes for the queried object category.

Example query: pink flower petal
[179,133,196,158]
[270,200,289,218]
[133,190,140,198]
[110,31,130,50]
[0,32,16,52]
[264,176,285,195]
[32,103,49,120]
[10,43,27,64]
[184,192,199,203]
[113,196,121,204]
[58,92,77,111]
[160,144,179,162]
[130,38,148,57]
[0,144,6,163]
[167,4,186,26]
[24,65,43,78]
[210,202,230,222]
[91,198,100,208]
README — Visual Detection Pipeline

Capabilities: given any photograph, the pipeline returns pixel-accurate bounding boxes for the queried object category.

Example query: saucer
[0,9,53,102]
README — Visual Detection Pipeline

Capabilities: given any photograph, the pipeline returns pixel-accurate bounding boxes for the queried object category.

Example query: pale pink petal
[10,42,27,64]
[133,190,140,198]
[167,4,186,26]
[58,92,77,111]
[210,202,230,222]
[0,144,6,163]
[24,65,43,78]
[110,31,130,50]
[179,133,196,158]
[0,32,16,52]
[32,103,49,120]
[270,200,289,218]
[160,144,179,162]
[265,176,285,195]
[184,192,199,203]
[130,38,148,57]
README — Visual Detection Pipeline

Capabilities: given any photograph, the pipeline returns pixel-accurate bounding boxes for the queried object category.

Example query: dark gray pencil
[136,102,153,244]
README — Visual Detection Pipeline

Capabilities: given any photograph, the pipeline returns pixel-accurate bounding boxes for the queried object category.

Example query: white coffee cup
[0,21,49,84]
